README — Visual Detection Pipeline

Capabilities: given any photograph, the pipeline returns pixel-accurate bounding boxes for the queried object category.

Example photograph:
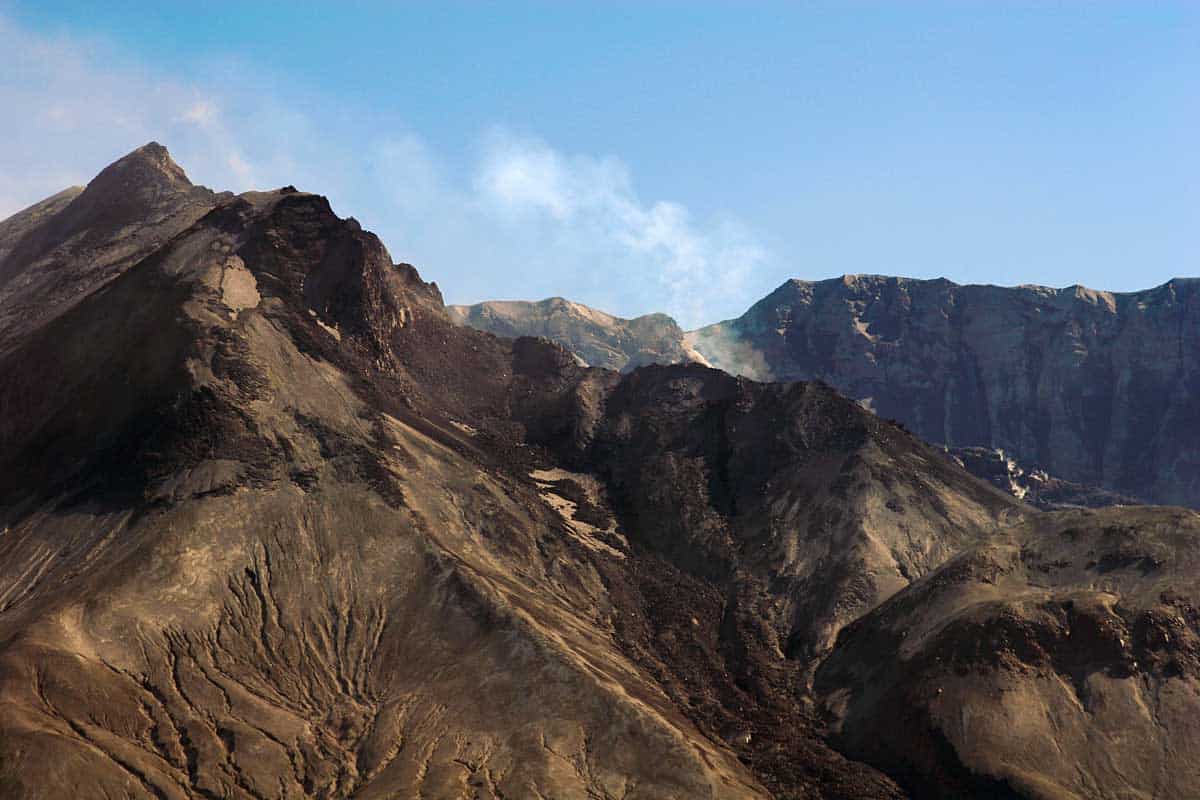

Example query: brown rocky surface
[0,155,760,799]
[447,297,693,372]
[816,505,1200,799]
[0,142,227,355]
[579,364,1024,799]
[451,278,1195,510]
[945,446,1143,511]
[1,145,1197,799]
[691,275,1200,508]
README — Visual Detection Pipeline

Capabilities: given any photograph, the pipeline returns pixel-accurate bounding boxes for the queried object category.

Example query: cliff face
[691,275,1200,507]
[450,277,1196,509]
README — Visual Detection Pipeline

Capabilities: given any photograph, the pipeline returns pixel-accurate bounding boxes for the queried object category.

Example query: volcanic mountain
[1,145,1198,799]
[454,275,1200,510]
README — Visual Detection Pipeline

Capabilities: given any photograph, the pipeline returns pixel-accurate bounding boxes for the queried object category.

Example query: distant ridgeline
[453,275,1200,508]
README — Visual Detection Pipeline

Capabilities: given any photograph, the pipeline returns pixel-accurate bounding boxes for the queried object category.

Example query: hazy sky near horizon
[1,2,1196,327]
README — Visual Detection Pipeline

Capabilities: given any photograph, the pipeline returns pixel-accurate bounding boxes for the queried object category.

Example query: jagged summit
[0,141,189,276]
[781,272,1186,298]
[0,142,224,350]
[86,140,194,193]
[53,141,210,237]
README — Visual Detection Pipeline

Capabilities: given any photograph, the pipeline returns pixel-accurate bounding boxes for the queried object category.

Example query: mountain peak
[85,141,193,196]
[45,141,209,244]
[0,142,221,341]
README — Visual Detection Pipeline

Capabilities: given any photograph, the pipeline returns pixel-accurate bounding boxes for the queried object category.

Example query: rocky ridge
[453,275,1200,509]
[447,297,695,372]
[0,142,226,354]
[693,275,1200,508]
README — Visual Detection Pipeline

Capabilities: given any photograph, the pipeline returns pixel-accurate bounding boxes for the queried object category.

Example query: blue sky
[2,2,1196,326]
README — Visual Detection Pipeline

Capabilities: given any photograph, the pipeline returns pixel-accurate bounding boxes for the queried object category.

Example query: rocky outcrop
[816,505,1200,799]
[0,151,765,799]
[691,275,1200,508]
[447,297,694,371]
[945,446,1142,510]
[0,146,904,799]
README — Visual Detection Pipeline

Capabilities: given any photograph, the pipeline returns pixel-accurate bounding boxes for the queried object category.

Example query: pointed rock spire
[76,141,194,206]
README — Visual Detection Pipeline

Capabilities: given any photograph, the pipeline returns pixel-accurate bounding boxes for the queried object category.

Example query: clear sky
[2,2,1196,327]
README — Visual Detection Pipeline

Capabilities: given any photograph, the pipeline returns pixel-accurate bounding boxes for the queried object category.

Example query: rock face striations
[692,275,1200,508]
[1,145,1199,799]
[456,276,1200,509]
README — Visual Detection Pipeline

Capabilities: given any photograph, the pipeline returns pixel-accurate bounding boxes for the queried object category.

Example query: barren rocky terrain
[944,446,1141,511]
[693,276,1200,509]
[817,505,1200,799]
[1,145,1197,799]
[454,277,1199,510]
[447,298,694,372]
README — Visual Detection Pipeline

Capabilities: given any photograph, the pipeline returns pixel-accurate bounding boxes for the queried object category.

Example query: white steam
[684,325,774,382]
[0,13,770,332]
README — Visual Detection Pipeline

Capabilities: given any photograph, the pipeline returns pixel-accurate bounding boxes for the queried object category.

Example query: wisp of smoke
[684,324,774,382]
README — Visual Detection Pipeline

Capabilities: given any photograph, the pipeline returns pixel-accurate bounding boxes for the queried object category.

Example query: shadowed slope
[691,275,1200,507]
[0,142,224,353]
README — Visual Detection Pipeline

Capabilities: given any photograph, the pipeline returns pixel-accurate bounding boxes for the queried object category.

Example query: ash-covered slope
[692,275,1200,508]
[2,145,1197,800]
[447,297,694,372]
[0,152,762,799]
[0,145,914,799]
[816,505,1200,799]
